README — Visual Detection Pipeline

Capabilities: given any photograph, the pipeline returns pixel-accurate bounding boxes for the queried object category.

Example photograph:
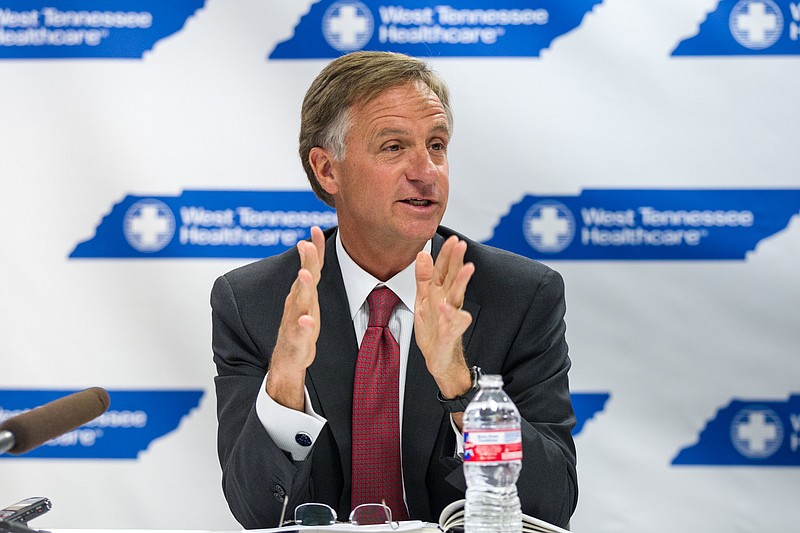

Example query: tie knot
[366,287,400,327]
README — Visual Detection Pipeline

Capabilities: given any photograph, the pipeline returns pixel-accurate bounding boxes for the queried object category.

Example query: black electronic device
[0,498,51,525]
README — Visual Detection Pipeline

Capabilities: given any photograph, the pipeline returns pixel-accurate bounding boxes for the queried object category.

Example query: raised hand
[414,235,475,401]
[266,226,326,411]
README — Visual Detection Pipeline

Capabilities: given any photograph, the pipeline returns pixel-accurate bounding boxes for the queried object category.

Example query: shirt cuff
[255,373,327,461]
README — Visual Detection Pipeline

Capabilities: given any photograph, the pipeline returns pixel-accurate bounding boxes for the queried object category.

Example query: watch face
[470,366,482,388]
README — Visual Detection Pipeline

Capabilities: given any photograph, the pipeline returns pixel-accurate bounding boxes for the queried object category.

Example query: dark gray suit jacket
[212,226,577,529]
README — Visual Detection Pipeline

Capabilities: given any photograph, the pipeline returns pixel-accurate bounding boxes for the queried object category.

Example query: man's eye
[384,144,401,152]
[431,142,446,151]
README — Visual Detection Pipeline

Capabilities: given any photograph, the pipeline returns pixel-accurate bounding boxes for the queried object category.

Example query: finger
[433,237,465,297]
[444,239,467,293]
[447,261,475,309]
[433,236,458,286]
[453,308,473,337]
[310,226,326,275]
[284,268,314,321]
[436,301,473,340]
[296,313,317,337]
[298,243,321,285]
[415,251,434,308]
[284,310,317,348]
[297,226,326,283]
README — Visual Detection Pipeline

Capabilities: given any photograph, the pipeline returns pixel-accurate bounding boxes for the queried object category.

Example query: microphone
[0,387,110,455]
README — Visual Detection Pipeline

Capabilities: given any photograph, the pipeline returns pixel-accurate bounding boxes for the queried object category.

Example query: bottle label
[463,429,523,462]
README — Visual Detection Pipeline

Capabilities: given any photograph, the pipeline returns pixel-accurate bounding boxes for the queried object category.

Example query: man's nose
[407,147,439,184]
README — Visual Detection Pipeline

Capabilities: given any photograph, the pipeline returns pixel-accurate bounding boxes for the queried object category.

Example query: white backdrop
[1,1,798,531]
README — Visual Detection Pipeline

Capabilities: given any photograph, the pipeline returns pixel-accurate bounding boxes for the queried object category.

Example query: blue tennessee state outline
[0,0,205,59]
[69,190,337,259]
[0,389,203,459]
[483,189,800,261]
[672,0,800,56]
[571,393,609,435]
[673,394,800,466]
[269,0,603,59]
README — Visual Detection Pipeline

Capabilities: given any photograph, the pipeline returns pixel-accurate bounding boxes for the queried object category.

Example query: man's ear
[309,147,339,196]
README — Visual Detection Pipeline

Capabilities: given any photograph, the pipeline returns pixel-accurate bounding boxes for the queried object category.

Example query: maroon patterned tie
[351,286,409,520]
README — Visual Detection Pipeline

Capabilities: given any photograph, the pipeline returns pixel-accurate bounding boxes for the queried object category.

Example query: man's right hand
[266,226,326,411]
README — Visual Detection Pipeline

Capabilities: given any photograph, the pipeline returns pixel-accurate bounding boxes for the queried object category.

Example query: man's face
[323,81,450,255]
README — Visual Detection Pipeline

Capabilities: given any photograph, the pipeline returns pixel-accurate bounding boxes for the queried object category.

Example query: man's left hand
[414,235,475,408]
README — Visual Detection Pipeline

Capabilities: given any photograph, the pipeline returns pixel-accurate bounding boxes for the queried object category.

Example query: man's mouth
[402,198,433,207]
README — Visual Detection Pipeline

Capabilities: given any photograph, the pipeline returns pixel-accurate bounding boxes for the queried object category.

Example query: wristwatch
[436,366,483,413]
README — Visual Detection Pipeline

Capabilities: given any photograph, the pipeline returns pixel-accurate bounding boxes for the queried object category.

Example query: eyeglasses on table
[279,498,400,529]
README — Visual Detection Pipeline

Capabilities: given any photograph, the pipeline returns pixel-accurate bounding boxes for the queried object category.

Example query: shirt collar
[336,229,430,319]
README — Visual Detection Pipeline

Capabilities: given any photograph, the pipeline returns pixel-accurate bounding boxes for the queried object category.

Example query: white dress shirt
[255,231,429,462]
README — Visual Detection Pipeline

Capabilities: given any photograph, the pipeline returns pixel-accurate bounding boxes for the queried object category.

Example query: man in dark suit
[212,51,577,529]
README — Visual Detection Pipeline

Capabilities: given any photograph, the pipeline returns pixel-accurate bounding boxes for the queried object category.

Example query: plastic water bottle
[463,374,522,533]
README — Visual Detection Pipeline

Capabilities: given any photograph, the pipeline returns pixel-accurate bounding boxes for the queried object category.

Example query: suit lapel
[401,337,442,516]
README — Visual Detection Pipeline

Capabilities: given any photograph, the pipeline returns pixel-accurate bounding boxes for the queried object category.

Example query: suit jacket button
[273,484,286,502]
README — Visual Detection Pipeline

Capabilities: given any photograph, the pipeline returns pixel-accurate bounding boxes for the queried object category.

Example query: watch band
[436,366,482,413]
